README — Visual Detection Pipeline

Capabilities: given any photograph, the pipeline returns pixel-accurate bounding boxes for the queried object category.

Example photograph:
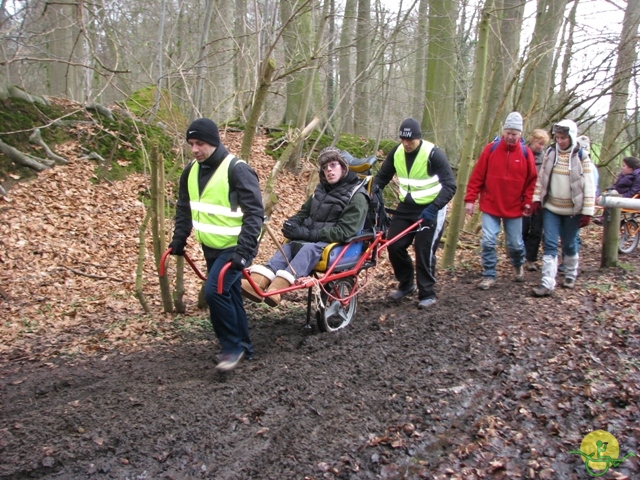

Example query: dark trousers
[386,208,446,300]
[522,211,543,262]
[204,249,253,357]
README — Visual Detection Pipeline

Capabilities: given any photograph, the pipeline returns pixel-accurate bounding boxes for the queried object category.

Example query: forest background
[1,2,640,477]
[1,0,639,261]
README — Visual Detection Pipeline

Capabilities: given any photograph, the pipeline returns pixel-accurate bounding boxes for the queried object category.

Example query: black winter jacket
[289,171,369,243]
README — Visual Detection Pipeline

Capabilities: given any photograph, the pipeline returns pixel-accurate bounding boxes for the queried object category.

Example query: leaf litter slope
[0,132,639,479]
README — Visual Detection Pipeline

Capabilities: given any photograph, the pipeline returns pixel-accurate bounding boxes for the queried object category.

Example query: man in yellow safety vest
[373,118,456,309]
[169,118,264,372]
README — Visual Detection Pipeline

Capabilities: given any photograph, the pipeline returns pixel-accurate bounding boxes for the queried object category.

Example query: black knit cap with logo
[398,118,422,140]
[186,118,220,147]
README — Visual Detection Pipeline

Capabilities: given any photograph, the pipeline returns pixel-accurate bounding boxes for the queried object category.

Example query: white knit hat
[503,112,523,132]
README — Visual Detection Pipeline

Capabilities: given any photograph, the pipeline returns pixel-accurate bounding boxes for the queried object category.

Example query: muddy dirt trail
[2,238,639,479]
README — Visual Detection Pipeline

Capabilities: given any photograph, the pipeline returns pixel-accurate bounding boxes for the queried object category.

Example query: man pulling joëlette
[169,118,264,372]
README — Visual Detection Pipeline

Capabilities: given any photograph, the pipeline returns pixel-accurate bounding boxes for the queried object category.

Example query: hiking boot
[532,285,553,297]
[477,277,496,290]
[562,277,575,289]
[514,265,525,282]
[215,351,245,372]
[525,261,538,272]
[417,297,436,309]
[388,284,416,301]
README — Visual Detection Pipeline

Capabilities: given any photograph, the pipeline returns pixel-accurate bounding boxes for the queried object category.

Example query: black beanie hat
[398,118,421,140]
[186,118,220,147]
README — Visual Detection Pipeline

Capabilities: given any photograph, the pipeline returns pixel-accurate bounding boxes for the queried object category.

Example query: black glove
[282,221,307,240]
[169,239,186,256]
[282,221,319,242]
[229,251,249,270]
[286,216,302,226]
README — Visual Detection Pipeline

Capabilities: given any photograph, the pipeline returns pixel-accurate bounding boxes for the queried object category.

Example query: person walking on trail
[464,112,537,290]
[169,118,264,372]
[522,128,550,271]
[372,117,456,309]
[241,147,369,307]
[531,119,595,297]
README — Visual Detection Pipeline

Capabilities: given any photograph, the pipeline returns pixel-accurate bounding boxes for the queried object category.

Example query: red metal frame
[159,220,423,299]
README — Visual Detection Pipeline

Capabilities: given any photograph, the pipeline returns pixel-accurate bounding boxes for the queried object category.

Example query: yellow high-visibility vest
[394,141,441,204]
[187,155,244,249]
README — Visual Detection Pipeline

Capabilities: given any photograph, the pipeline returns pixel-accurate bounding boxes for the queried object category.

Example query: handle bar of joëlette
[159,248,208,281]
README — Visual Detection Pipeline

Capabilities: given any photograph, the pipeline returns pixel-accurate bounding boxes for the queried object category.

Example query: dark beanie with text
[398,118,422,140]
[186,118,220,147]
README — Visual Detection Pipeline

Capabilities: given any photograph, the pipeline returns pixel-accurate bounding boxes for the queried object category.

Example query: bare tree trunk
[557,0,577,102]
[211,0,235,121]
[192,0,215,120]
[338,0,357,134]
[173,255,186,314]
[518,0,569,127]
[46,0,84,100]
[280,0,313,124]
[240,58,276,161]
[150,145,173,312]
[412,0,428,121]
[326,0,337,121]
[423,0,459,152]
[151,0,167,121]
[353,0,371,136]
[599,0,640,189]
[442,0,493,268]
[234,0,252,122]
[135,209,151,313]
[479,0,524,141]
[289,0,330,171]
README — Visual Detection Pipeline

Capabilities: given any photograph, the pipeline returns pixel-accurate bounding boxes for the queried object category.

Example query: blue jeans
[542,209,580,258]
[480,213,525,278]
[204,249,253,357]
[266,241,327,277]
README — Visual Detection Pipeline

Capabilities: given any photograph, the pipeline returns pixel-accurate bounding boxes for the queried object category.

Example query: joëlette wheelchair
[160,154,423,333]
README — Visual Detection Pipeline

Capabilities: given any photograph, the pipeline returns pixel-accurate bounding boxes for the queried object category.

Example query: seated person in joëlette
[612,156,640,198]
[241,147,369,307]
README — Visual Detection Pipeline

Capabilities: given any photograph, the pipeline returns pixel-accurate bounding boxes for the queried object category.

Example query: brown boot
[240,266,274,303]
[264,271,295,307]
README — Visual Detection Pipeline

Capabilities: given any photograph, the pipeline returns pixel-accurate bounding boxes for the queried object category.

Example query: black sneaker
[388,284,416,300]
[215,351,245,371]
